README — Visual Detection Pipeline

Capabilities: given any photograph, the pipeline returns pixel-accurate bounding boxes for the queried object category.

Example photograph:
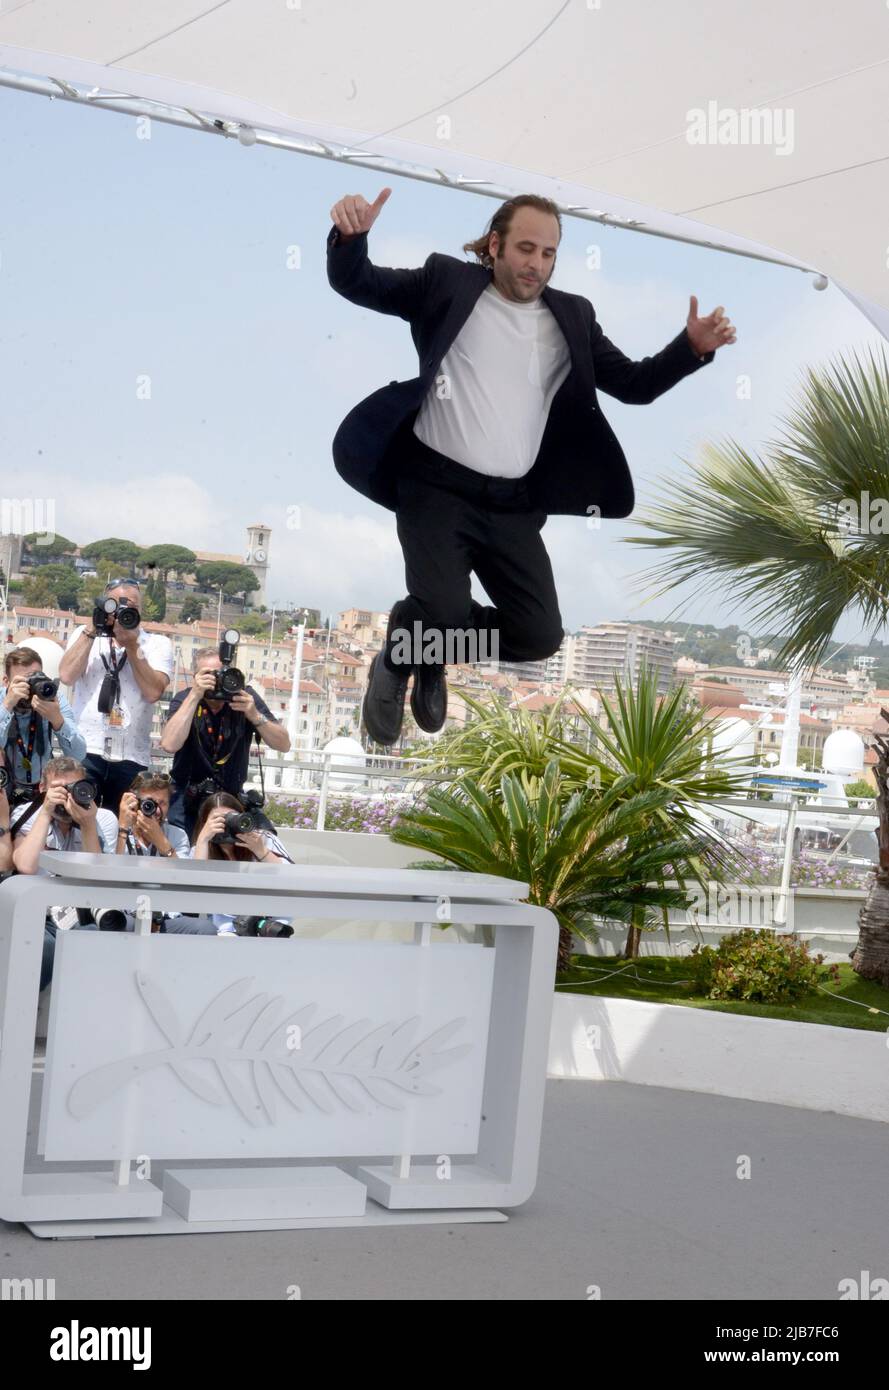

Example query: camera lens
[139,797,158,817]
[219,668,245,695]
[69,779,96,808]
[95,908,128,932]
[259,919,294,938]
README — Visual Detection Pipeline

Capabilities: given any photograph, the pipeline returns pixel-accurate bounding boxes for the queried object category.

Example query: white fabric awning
[2,1,888,337]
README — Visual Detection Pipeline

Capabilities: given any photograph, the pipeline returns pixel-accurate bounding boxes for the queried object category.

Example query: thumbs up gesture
[330,187,392,239]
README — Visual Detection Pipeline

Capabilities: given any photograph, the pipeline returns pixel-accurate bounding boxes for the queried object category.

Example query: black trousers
[388,435,564,668]
[81,753,146,817]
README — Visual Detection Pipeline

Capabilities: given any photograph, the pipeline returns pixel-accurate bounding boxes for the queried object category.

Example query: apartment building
[561,622,675,695]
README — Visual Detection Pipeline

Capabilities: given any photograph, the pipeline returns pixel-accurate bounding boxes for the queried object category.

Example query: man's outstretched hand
[330,187,392,240]
[686,295,737,356]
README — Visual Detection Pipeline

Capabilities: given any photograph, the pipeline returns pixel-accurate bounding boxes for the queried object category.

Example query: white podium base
[25,1200,508,1238]
[163,1165,367,1221]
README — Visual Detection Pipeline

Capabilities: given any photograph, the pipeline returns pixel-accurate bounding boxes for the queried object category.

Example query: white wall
[548,994,889,1123]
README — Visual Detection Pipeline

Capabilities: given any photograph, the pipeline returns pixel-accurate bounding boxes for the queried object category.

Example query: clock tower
[245,524,270,610]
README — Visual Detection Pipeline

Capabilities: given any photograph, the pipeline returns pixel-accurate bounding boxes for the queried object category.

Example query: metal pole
[0,68,824,282]
[267,602,276,659]
[316,751,331,831]
[775,799,798,927]
[287,618,306,752]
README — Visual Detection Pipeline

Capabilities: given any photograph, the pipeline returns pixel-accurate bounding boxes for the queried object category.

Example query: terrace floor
[2,1076,886,1300]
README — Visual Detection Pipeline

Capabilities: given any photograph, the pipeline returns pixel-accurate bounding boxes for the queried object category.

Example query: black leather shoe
[410,664,448,734]
[362,652,409,746]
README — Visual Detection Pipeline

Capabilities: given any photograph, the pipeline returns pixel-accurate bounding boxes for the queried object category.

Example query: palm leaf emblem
[67,973,473,1126]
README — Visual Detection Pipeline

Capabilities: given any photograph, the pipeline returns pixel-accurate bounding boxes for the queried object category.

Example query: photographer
[10,757,117,989]
[106,770,215,935]
[189,790,294,937]
[161,642,290,840]
[11,756,117,872]
[116,771,190,860]
[0,648,86,800]
[59,578,173,816]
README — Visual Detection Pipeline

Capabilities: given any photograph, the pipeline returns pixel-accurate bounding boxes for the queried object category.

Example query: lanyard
[13,712,39,784]
[196,703,235,767]
[98,641,129,715]
[125,829,158,857]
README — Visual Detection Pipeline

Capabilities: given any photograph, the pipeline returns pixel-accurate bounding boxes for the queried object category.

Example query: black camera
[187,776,221,801]
[95,907,128,932]
[0,768,8,791]
[13,670,60,712]
[52,778,97,819]
[211,627,245,702]
[212,805,275,845]
[28,671,59,700]
[92,596,140,635]
[138,796,160,817]
[233,915,294,939]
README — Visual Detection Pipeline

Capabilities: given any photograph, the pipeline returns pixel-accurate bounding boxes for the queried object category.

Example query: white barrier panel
[41,937,494,1161]
[0,853,558,1237]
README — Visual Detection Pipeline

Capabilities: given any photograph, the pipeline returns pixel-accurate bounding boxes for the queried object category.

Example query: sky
[0,85,884,649]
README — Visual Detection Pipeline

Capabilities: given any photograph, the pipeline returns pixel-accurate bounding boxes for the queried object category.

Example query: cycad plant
[625,347,889,983]
[391,759,731,972]
[400,666,748,961]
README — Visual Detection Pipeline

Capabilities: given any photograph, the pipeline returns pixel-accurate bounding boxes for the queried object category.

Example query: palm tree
[412,666,748,957]
[391,759,728,972]
[626,347,889,982]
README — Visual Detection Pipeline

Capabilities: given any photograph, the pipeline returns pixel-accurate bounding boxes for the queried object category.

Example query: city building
[560,622,675,695]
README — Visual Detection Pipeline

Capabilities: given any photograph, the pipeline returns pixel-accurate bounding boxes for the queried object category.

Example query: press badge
[103,704,126,760]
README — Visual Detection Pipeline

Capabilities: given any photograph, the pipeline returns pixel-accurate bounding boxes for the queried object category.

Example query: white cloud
[267,504,405,617]
[45,472,231,551]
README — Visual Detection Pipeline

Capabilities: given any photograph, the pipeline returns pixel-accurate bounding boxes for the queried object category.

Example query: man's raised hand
[686,295,737,355]
[330,187,392,239]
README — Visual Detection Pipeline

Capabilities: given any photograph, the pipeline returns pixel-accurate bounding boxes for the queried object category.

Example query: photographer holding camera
[161,635,290,840]
[189,790,294,937]
[96,770,216,935]
[10,757,117,988]
[116,770,190,859]
[11,756,117,871]
[0,648,87,801]
[59,578,173,816]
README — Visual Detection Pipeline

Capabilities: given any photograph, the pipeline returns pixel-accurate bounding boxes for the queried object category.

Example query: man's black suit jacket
[326,224,715,518]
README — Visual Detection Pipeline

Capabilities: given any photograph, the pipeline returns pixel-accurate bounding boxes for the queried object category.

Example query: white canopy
[2,0,888,337]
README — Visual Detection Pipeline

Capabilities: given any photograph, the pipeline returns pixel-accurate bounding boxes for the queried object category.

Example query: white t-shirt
[11,801,119,853]
[120,820,191,858]
[413,281,571,478]
[11,801,117,933]
[65,625,173,766]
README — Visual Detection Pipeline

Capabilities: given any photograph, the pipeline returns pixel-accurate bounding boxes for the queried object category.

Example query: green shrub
[689,928,839,1004]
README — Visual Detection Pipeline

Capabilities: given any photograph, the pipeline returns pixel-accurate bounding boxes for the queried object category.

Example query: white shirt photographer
[11,797,118,930]
[11,799,119,853]
[65,624,173,766]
